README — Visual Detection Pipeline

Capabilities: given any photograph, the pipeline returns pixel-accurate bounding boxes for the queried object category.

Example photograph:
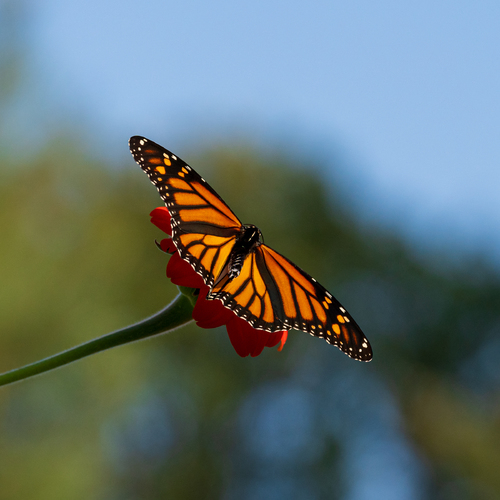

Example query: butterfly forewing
[129,136,242,286]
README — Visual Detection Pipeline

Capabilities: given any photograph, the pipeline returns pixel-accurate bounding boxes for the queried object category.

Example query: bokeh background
[1,1,500,499]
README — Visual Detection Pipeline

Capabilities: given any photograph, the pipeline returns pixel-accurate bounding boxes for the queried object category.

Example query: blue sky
[12,0,500,263]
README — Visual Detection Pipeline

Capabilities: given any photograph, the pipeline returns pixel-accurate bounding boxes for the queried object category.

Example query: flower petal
[265,330,288,349]
[158,238,177,254]
[225,316,285,357]
[250,328,269,357]
[277,331,288,351]
[226,316,253,357]
[193,288,233,329]
[150,207,172,235]
[167,253,205,288]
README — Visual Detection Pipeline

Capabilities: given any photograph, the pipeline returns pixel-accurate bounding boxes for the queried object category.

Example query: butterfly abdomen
[228,225,262,279]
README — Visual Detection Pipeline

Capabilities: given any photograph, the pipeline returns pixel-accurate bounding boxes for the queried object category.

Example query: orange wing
[129,136,242,287]
[209,244,372,361]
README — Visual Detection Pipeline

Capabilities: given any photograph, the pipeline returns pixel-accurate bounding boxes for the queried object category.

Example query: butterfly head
[241,224,263,247]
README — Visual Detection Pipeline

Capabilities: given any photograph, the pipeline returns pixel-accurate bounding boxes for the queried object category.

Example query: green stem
[0,290,197,387]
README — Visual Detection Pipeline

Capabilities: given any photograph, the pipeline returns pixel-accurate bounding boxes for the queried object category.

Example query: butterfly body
[227,224,262,279]
[130,136,372,361]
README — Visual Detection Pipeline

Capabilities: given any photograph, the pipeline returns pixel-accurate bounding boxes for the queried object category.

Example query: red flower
[150,207,288,357]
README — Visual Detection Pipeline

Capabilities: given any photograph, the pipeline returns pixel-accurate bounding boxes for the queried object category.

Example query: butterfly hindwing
[258,245,372,361]
[129,136,242,286]
[209,244,372,361]
[208,248,286,332]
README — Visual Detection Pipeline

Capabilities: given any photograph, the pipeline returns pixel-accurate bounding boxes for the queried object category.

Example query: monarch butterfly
[130,136,372,361]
